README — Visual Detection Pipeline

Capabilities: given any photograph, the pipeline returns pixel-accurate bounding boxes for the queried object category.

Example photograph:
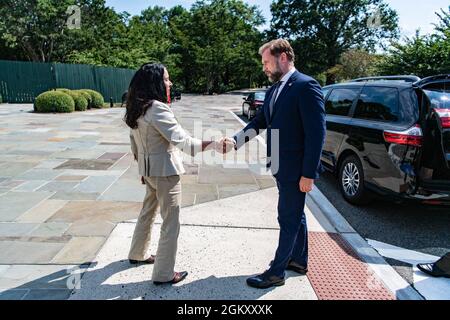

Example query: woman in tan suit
[124,63,221,285]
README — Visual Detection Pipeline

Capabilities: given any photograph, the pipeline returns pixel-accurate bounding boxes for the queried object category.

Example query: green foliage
[72,92,88,111]
[55,88,88,111]
[376,7,450,77]
[35,91,75,113]
[269,0,400,84]
[83,89,104,108]
[0,0,267,94]
[66,5,172,69]
[169,0,266,93]
[55,88,72,94]
[0,0,130,63]
[328,49,382,83]
[0,0,74,62]
[2,0,446,94]
[63,90,89,111]
[75,90,93,108]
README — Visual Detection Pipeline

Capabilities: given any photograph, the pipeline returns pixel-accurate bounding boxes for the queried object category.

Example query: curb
[230,109,424,300]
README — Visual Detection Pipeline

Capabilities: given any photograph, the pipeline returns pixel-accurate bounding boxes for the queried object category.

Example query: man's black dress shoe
[286,261,308,275]
[417,253,450,278]
[129,255,155,265]
[269,260,308,275]
[154,271,188,285]
[246,273,285,289]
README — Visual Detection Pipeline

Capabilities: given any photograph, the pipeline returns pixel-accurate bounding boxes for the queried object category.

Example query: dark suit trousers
[268,179,308,278]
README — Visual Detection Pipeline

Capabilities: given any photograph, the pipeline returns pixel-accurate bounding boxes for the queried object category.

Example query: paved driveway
[0,94,275,299]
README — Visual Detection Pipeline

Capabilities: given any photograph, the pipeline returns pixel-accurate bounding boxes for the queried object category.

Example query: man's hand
[299,177,314,193]
[216,137,236,154]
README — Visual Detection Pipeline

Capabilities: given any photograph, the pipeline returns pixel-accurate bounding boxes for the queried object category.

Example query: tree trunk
[326,53,338,85]
[21,42,40,62]
[206,71,212,95]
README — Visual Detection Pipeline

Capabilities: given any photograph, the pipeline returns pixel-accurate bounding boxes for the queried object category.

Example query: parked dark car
[242,91,266,120]
[321,74,450,206]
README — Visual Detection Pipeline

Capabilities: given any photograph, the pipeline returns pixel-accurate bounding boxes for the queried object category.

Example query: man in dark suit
[225,39,326,289]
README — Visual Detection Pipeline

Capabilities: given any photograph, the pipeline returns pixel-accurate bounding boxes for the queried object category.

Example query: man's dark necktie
[269,81,282,117]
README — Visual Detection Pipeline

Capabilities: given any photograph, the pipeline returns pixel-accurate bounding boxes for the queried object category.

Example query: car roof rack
[349,75,421,83]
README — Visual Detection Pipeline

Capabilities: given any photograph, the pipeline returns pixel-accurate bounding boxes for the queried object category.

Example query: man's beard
[268,61,283,83]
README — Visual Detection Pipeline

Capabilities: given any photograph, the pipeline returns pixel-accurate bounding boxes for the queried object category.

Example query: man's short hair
[259,39,295,62]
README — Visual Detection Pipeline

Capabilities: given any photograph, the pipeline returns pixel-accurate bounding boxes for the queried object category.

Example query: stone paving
[69,188,321,300]
[0,94,275,299]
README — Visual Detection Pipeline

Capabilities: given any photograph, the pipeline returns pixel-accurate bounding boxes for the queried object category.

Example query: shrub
[83,89,104,108]
[55,88,72,94]
[55,88,88,111]
[0,94,2,104]
[71,92,88,111]
[75,90,93,108]
[35,91,75,113]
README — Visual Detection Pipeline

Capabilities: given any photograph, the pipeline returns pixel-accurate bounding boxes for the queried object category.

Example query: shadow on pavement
[1,259,293,300]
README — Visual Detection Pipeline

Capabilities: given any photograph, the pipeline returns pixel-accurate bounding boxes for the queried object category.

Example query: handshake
[209,137,236,154]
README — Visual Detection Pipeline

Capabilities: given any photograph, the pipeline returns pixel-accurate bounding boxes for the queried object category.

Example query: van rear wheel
[338,155,372,205]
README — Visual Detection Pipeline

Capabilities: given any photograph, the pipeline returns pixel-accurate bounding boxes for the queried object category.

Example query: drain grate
[307,232,395,300]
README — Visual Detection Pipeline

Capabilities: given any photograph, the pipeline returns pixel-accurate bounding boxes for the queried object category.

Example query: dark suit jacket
[234,70,326,182]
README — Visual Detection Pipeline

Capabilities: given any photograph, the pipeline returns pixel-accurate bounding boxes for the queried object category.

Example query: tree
[0,0,267,93]
[269,0,400,84]
[169,0,265,93]
[326,49,381,83]
[0,0,128,64]
[0,0,75,62]
[376,6,450,77]
[67,6,175,69]
[434,7,450,36]
[63,1,132,67]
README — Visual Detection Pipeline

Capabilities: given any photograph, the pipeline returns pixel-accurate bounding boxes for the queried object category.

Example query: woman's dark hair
[124,63,167,129]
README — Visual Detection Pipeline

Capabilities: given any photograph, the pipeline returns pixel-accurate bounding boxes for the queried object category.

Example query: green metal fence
[0,60,136,103]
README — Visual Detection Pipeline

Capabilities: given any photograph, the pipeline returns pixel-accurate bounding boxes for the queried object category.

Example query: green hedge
[34,88,104,113]
[71,92,88,111]
[55,88,72,94]
[75,90,93,109]
[56,89,88,111]
[83,89,105,108]
[35,91,75,113]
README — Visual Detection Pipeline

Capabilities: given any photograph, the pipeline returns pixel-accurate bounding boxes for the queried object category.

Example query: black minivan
[321,74,450,206]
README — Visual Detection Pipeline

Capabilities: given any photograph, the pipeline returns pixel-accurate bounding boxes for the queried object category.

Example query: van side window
[325,88,359,116]
[354,87,399,122]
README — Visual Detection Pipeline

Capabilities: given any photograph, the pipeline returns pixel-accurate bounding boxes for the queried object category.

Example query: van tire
[338,155,372,205]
